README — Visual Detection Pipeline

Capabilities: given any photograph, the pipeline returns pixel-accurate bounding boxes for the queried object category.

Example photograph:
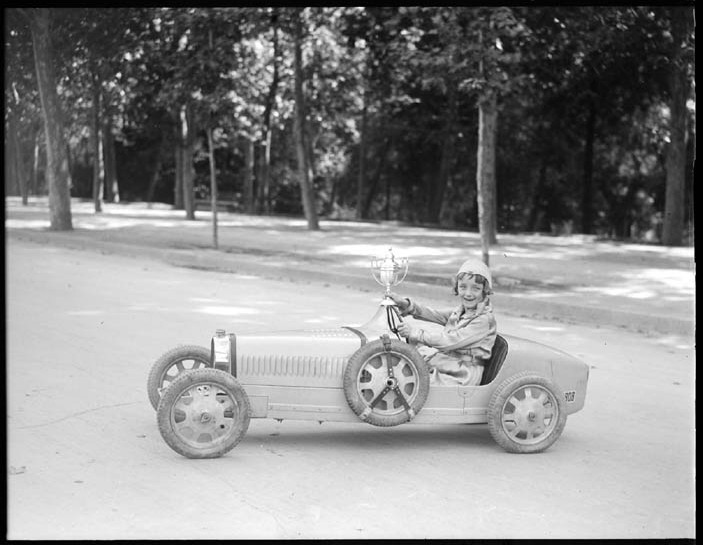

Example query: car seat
[480,334,508,386]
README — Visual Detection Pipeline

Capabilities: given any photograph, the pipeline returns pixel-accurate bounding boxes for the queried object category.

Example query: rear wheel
[344,337,430,427]
[147,345,212,410]
[157,368,250,459]
[487,372,567,453]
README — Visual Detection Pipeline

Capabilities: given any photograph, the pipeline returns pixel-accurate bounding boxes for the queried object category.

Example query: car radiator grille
[238,354,347,379]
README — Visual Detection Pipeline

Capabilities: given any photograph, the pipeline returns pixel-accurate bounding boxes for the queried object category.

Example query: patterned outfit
[400,298,497,386]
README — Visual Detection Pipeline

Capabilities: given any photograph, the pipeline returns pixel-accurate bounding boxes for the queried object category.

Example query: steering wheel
[385,303,407,342]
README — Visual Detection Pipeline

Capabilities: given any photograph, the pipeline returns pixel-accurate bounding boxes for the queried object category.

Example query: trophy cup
[353,248,409,338]
[371,248,409,302]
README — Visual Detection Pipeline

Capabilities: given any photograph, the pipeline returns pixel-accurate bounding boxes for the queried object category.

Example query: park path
[6,197,695,336]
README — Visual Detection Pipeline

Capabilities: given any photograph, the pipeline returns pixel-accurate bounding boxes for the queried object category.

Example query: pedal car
[148,250,589,459]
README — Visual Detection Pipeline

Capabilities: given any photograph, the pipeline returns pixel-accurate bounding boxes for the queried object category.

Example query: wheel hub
[357,352,418,415]
[500,384,557,444]
[169,382,241,450]
[515,399,545,428]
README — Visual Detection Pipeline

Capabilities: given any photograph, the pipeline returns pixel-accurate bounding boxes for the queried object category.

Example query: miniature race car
[148,250,589,459]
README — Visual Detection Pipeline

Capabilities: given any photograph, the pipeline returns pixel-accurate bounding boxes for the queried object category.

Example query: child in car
[389,258,497,386]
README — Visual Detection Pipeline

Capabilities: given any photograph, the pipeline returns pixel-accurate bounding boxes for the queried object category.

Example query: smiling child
[389,258,497,386]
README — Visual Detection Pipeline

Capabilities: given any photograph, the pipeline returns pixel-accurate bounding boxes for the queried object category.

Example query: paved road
[6,239,695,539]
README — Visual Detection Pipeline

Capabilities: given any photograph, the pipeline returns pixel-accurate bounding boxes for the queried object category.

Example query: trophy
[371,248,408,302]
[352,248,409,338]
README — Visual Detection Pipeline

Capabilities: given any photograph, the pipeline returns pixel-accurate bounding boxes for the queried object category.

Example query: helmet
[457,258,492,290]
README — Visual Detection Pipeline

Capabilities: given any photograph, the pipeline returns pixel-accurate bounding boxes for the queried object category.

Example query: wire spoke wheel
[488,372,567,454]
[344,337,429,427]
[157,368,250,459]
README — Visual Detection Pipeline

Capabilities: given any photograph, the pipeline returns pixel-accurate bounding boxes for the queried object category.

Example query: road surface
[6,239,695,539]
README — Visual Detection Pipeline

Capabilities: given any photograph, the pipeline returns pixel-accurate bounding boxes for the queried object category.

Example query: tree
[76,9,132,207]
[397,7,527,255]
[89,63,103,213]
[207,125,218,248]
[355,55,369,221]
[256,9,282,214]
[179,103,196,220]
[23,8,72,230]
[5,10,46,204]
[44,9,133,209]
[517,6,686,238]
[7,7,690,244]
[661,6,693,246]
[477,90,497,263]
[6,104,28,203]
[292,9,320,230]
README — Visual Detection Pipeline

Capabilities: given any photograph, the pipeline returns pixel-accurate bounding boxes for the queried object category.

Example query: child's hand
[388,292,409,310]
[397,322,414,339]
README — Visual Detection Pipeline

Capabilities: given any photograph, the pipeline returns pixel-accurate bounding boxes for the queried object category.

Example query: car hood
[234,327,364,359]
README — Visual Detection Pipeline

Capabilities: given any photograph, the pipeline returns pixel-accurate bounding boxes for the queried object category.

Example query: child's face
[457,275,485,312]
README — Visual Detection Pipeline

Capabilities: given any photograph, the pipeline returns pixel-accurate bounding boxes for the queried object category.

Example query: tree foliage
[4,6,694,244]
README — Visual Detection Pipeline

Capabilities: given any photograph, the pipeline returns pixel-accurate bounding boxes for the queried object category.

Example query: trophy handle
[396,258,409,285]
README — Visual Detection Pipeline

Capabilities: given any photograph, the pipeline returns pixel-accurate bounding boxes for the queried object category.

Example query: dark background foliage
[5,6,695,244]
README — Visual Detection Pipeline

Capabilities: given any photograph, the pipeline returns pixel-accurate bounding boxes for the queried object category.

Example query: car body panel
[229,324,589,424]
[152,293,591,458]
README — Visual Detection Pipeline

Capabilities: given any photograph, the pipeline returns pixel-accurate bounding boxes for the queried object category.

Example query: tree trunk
[684,100,695,229]
[182,140,195,220]
[477,91,498,264]
[362,136,391,218]
[356,64,369,220]
[256,141,270,214]
[527,159,547,232]
[581,76,597,235]
[8,112,29,203]
[5,116,18,197]
[146,139,164,206]
[243,136,255,213]
[31,128,41,195]
[293,10,319,230]
[432,84,458,224]
[19,144,28,204]
[662,7,691,246]
[304,122,317,205]
[258,10,280,214]
[207,127,218,249]
[90,72,103,213]
[174,140,184,209]
[65,143,73,187]
[102,114,118,203]
[27,7,72,230]
[181,104,196,220]
[385,142,393,221]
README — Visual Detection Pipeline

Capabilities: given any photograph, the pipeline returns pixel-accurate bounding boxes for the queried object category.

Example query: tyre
[343,337,430,427]
[147,345,212,410]
[487,372,567,454]
[157,368,251,459]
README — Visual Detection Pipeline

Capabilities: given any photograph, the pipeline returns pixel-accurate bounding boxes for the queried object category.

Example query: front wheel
[487,372,567,454]
[157,368,250,459]
[147,345,212,410]
[343,337,430,427]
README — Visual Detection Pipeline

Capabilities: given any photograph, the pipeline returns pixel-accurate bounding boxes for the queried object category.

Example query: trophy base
[351,299,403,341]
[379,295,397,307]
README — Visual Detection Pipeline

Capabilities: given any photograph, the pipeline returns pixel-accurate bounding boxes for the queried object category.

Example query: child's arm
[409,313,496,352]
[402,298,454,326]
